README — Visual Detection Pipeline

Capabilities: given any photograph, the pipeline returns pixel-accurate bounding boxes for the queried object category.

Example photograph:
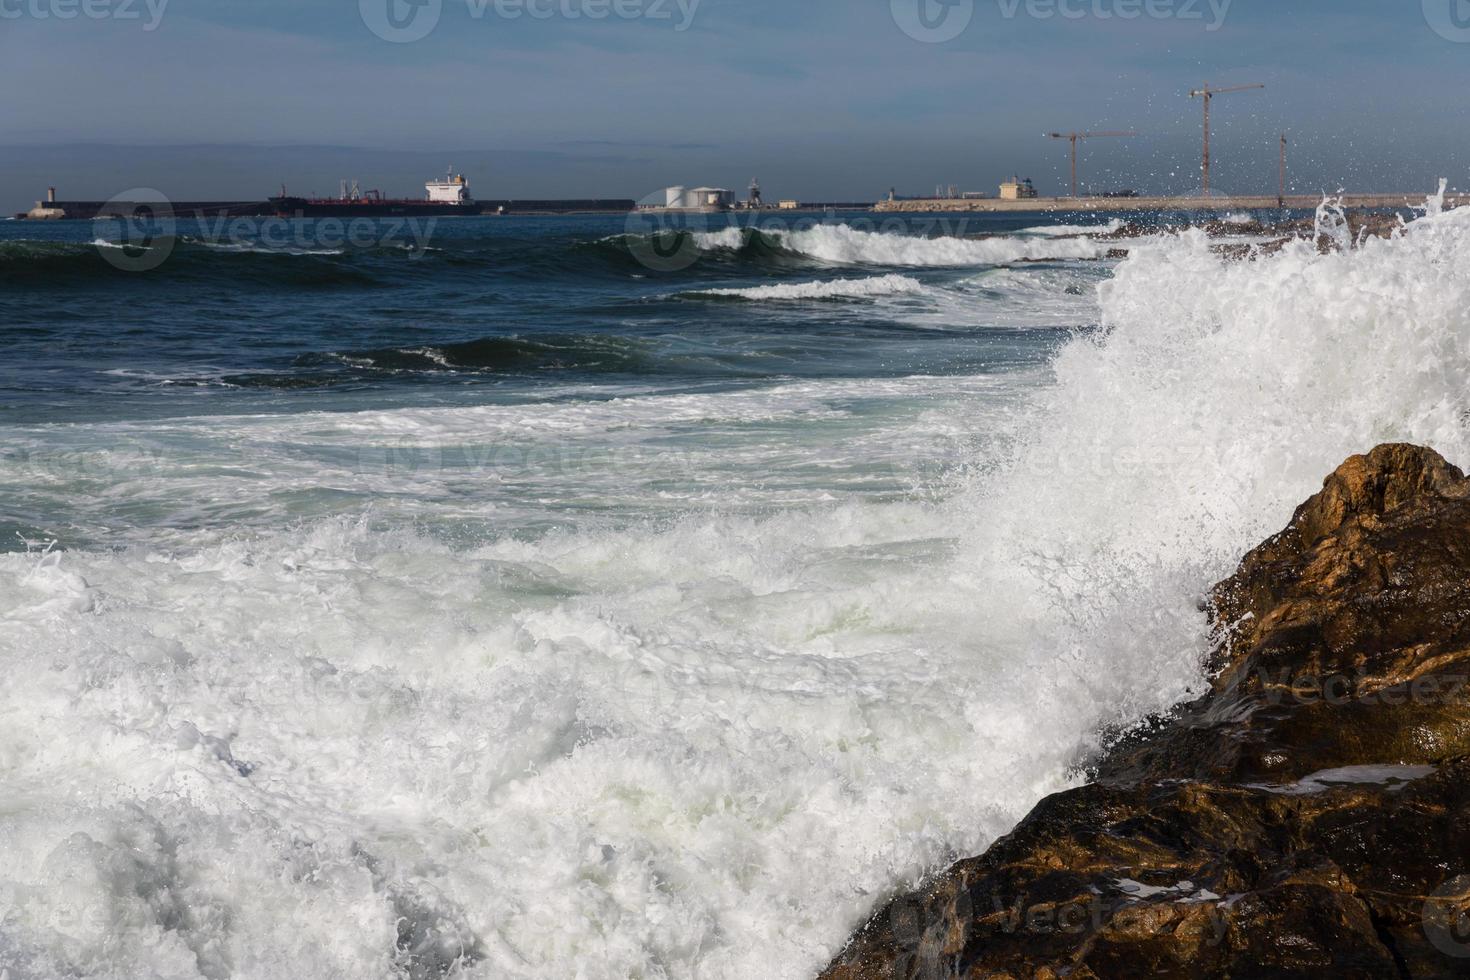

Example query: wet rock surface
[823,445,1470,979]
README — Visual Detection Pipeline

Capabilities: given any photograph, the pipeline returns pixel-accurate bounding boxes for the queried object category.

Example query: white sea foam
[5,201,1470,979]
[1017,218,1125,236]
[402,346,456,368]
[689,273,926,301]
[0,373,1023,541]
[91,238,345,257]
[776,224,1111,266]
[192,240,346,256]
[89,237,153,251]
[689,226,747,250]
[913,265,1106,330]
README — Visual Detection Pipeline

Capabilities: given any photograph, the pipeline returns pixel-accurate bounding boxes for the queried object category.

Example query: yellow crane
[1188,82,1265,195]
[1045,132,1137,198]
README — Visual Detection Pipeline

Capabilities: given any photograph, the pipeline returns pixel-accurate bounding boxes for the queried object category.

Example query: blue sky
[2,0,1468,211]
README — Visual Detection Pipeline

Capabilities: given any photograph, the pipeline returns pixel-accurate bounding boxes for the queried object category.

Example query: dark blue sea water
[1,211,1119,551]
[1,212,1111,426]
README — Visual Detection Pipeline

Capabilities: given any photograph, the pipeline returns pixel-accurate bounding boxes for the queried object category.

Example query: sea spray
[953,199,1470,735]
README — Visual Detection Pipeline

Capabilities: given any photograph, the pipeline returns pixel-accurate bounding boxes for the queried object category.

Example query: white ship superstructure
[426,169,474,204]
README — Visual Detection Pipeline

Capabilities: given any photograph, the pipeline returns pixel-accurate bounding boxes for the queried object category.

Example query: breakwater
[875,193,1469,213]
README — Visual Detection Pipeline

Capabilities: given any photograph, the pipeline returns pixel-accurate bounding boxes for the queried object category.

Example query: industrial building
[659,186,737,211]
[999,177,1038,200]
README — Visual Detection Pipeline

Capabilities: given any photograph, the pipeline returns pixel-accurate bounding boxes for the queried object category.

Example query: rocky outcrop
[823,445,1470,979]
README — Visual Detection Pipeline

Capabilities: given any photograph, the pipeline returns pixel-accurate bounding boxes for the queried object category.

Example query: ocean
[4,202,1470,978]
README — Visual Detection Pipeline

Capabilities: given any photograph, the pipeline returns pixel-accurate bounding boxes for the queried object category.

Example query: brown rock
[823,445,1470,979]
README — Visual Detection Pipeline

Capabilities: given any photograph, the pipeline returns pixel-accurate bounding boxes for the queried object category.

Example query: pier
[873,193,1468,214]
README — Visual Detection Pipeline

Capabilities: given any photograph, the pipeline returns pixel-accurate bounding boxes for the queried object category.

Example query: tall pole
[1069,135,1079,198]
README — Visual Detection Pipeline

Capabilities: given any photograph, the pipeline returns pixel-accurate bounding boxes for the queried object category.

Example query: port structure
[1189,82,1265,196]
[1044,131,1137,198]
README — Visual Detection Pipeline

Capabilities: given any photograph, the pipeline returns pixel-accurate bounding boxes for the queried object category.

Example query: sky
[2,0,1468,212]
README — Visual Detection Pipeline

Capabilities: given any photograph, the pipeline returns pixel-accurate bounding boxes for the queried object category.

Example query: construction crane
[1278,133,1288,207]
[1188,82,1265,195]
[1045,131,1137,198]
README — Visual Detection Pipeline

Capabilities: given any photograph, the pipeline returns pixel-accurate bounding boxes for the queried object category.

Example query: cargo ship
[269,170,478,218]
[17,173,637,220]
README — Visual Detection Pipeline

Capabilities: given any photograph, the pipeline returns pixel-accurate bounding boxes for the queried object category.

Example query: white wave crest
[690,274,926,301]
[690,226,748,250]
[191,239,346,256]
[770,224,1110,266]
[687,224,1112,267]
[1017,218,1126,237]
[90,237,154,251]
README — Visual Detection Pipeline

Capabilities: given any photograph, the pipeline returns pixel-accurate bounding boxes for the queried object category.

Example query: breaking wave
[682,273,926,302]
[692,224,1112,266]
[290,334,660,381]
[1017,218,1126,236]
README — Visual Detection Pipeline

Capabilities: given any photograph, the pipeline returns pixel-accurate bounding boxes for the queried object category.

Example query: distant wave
[90,237,151,251]
[272,334,661,386]
[683,274,926,302]
[1017,219,1125,237]
[186,239,347,257]
[1,239,97,258]
[0,237,397,287]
